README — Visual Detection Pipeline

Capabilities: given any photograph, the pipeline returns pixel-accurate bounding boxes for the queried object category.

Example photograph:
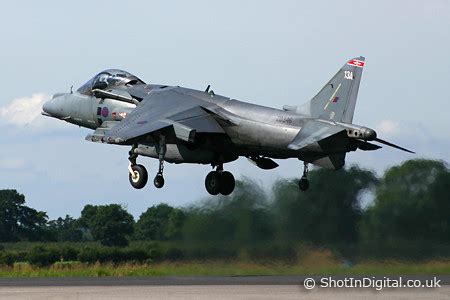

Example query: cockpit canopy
[77,69,145,95]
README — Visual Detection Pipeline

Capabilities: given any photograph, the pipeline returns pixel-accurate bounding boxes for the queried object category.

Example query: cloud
[376,120,400,136]
[0,93,50,126]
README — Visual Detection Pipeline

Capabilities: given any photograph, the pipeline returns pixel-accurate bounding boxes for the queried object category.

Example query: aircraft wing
[288,120,345,150]
[97,88,227,144]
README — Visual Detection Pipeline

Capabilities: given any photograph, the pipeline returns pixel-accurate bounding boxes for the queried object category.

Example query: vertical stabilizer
[295,57,365,123]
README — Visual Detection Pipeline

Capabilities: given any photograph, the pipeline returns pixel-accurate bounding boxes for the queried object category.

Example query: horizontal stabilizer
[357,141,382,151]
[288,120,345,151]
[311,153,346,170]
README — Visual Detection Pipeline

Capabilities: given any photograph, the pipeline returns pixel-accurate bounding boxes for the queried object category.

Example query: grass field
[1,251,450,277]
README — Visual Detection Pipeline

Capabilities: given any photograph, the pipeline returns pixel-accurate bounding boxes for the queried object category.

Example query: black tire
[154,174,165,188]
[129,164,148,189]
[220,171,235,196]
[205,171,222,195]
[298,177,309,191]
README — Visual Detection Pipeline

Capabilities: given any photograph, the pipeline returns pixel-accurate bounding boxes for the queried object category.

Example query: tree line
[0,159,449,260]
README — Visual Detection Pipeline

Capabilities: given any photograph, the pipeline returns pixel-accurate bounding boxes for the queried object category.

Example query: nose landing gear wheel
[220,171,235,196]
[205,171,222,195]
[154,174,165,188]
[129,164,148,189]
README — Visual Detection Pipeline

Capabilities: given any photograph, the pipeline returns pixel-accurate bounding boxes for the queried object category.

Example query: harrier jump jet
[42,57,413,195]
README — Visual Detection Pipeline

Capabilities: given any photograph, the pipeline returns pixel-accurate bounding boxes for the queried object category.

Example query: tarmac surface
[0,276,448,299]
[0,275,449,286]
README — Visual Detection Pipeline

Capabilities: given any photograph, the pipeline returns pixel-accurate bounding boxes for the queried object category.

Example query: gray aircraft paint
[42,58,413,192]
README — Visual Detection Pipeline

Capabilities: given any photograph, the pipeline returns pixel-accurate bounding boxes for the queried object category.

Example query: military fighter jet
[42,57,413,195]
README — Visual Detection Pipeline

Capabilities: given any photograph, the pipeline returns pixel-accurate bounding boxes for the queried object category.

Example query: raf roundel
[347,59,365,68]
[101,107,109,118]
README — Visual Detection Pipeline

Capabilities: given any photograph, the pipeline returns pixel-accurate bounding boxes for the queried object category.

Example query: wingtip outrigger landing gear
[154,160,165,188]
[298,162,310,191]
[153,136,166,189]
[205,163,236,196]
[128,145,148,189]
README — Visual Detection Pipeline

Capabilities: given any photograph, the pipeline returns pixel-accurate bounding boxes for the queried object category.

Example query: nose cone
[42,95,67,119]
[42,99,53,115]
[42,99,58,117]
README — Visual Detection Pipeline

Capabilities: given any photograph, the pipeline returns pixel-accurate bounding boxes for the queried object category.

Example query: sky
[0,0,449,219]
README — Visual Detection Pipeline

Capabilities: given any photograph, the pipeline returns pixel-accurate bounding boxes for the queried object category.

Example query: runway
[0,276,448,299]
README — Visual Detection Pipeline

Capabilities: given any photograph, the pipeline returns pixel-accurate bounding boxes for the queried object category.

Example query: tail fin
[291,57,365,123]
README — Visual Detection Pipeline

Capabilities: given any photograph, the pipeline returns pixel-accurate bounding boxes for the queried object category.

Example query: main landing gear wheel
[205,171,222,195]
[220,171,235,196]
[205,169,236,196]
[129,164,148,189]
[298,162,310,191]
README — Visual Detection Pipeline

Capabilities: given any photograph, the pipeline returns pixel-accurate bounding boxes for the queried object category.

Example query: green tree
[48,215,83,242]
[78,204,98,228]
[166,208,186,240]
[81,204,134,247]
[361,159,450,243]
[182,178,274,243]
[135,203,185,240]
[0,189,49,242]
[272,166,377,244]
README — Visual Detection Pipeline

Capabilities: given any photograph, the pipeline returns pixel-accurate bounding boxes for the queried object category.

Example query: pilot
[77,70,145,96]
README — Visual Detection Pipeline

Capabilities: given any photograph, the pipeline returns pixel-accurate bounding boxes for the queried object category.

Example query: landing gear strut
[154,136,166,188]
[128,145,148,189]
[298,162,309,191]
[205,164,235,196]
[127,137,167,190]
